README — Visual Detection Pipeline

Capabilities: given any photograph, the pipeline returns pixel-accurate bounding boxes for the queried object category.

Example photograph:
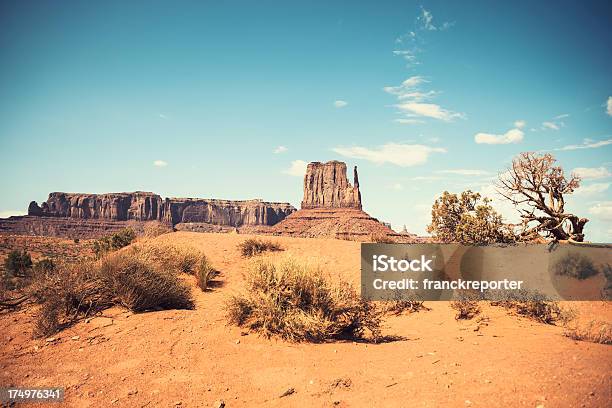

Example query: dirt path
[1,232,610,407]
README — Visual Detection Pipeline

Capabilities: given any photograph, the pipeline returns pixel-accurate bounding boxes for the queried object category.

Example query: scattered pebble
[235,339,240,344]
[279,388,295,398]
[212,400,224,408]
[72,336,80,340]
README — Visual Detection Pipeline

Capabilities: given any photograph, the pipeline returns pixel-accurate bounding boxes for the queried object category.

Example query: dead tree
[497,152,588,242]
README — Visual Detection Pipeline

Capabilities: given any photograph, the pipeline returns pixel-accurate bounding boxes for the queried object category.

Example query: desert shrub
[238,238,282,257]
[451,292,481,320]
[383,292,429,315]
[490,290,570,325]
[564,320,612,345]
[602,264,612,299]
[427,190,516,245]
[4,250,32,277]
[129,244,199,274]
[370,233,396,244]
[196,256,217,291]
[34,258,55,274]
[553,253,599,280]
[93,228,136,258]
[99,253,194,312]
[33,250,194,337]
[143,222,172,238]
[226,260,381,342]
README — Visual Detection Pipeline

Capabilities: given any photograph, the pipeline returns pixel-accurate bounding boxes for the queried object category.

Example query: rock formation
[272,160,416,242]
[301,161,361,209]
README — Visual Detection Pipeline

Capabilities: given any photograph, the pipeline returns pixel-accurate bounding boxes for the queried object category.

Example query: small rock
[127,389,138,396]
[235,340,240,344]
[279,388,295,398]
[484,379,492,384]
[111,398,119,404]
[535,403,545,408]
[212,400,224,408]
[46,337,57,342]
[589,391,595,397]
[71,336,80,340]
[465,400,472,406]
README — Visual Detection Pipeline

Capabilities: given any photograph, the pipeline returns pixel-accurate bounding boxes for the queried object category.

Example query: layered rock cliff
[301,161,362,209]
[27,192,296,227]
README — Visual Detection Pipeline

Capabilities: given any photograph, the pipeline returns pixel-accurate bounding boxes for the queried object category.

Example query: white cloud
[556,138,612,151]
[554,113,570,119]
[334,100,348,108]
[282,160,308,177]
[394,118,424,125]
[159,113,168,119]
[0,210,25,218]
[607,97,612,116]
[384,76,463,122]
[589,202,612,220]
[273,146,288,154]
[574,183,610,195]
[395,102,463,121]
[572,167,611,179]
[332,143,446,167]
[437,169,492,176]
[474,128,524,145]
[153,160,168,167]
[514,120,526,129]
[542,121,560,131]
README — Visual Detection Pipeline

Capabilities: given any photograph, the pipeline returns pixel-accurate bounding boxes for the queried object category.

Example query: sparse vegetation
[93,228,137,258]
[428,190,516,245]
[226,259,381,342]
[370,232,396,243]
[451,292,481,320]
[143,222,172,238]
[32,247,195,337]
[4,249,33,278]
[196,255,218,291]
[490,290,573,325]
[564,320,612,345]
[238,238,282,257]
[383,292,429,315]
[553,252,599,280]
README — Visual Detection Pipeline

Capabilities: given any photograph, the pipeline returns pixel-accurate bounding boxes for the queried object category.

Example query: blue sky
[1,1,611,241]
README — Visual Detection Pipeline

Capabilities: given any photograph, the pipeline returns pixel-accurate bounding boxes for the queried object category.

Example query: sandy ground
[1,231,611,407]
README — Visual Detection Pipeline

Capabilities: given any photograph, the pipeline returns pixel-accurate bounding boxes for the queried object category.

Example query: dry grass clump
[93,228,136,258]
[129,243,200,274]
[490,290,572,325]
[553,252,599,280]
[370,233,396,244]
[451,292,481,320]
[32,250,195,337]
[143,222,173,238]
[238,238,282,257]
[226,259,381,342]
[196,256,218,291]
[383,292,429,315]
[564,320,612,344]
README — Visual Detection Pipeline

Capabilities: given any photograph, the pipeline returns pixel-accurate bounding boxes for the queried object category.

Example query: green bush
[93,228,136,258]
[4,250,32,277]
[196,256,217,291]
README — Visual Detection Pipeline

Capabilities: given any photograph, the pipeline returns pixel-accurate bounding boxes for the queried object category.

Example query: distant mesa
[1,160,415,242]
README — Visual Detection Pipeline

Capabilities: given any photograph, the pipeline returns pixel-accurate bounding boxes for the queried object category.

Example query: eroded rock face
[301,161,362,209]
[29,192,165,221]
[27,192,296,227]
[163,198,295,227]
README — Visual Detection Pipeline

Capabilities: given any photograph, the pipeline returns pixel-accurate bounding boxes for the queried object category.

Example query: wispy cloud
[589,201,612,220]
[555,137,612,151]
[273,146,288,154]
[607,96,612,116]
[334,100,348,108]
[394,118,425,124]
[416,7,453,31]
[159,113,168,119]
[554,113,570,119]
[153,160,168,167]
[542,121,560,131]
[384,76,463,122]
[574,183,610,195]
[332,143,446,167]
[572,166,611,179]
[436,169,492,176]
[474,127,524,145]
[282,160,307,177]
[514,120,526,129]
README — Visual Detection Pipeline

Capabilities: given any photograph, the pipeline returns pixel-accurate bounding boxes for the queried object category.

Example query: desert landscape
[1,160,611,408]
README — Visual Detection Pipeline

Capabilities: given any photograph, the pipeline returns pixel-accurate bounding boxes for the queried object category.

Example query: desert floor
[1,232,611,407]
